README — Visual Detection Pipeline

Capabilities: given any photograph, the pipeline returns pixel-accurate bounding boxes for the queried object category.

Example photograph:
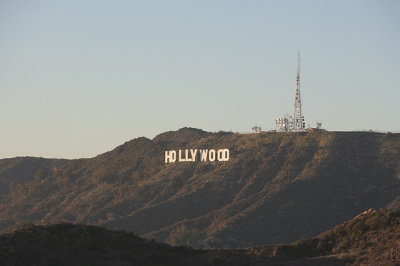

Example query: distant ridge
[153,127,209,143]
[0,128,399,248]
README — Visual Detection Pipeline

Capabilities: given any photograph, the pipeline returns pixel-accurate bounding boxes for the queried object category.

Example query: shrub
[168,225,201,247]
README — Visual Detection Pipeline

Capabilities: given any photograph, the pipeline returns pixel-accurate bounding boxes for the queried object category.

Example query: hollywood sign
[165,149,230,164]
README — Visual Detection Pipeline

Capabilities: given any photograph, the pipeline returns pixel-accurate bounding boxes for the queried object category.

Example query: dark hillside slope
[1,209,400,265]
[0,223,253,266]
[247,208,400,265]
[0,128,399,248]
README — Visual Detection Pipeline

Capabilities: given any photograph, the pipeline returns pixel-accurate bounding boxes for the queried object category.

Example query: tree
[168,224,201,247]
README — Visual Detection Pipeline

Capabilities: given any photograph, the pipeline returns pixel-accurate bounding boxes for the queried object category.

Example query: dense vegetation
[1,209,399,265]
[0,128,399,248]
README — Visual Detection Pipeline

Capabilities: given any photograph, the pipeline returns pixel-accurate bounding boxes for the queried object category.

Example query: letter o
[171,150,176,162]
[217,149,224,161]
[209,149,216,161]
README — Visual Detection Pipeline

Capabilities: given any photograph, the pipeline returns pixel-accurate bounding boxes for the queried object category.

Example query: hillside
[0,128,399,248]
[1,209,399,265]
[0,222,247,266]
[247,208,400,265]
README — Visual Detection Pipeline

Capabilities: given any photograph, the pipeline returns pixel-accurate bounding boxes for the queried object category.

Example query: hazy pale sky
[1,0,399,159]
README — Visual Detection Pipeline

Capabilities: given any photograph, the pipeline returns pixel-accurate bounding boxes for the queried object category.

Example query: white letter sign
[165,149,230,164]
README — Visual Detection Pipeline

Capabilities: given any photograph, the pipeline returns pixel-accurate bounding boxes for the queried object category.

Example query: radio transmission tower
[293,51,305,131]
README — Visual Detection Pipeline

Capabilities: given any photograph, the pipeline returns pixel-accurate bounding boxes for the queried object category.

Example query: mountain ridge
[0,128,399,248]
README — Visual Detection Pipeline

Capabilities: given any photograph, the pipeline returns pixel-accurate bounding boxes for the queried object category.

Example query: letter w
[199,149,208,162]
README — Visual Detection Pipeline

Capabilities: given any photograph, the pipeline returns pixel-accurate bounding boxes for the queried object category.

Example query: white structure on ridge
[275,115,293,132]
[275,52,305,132]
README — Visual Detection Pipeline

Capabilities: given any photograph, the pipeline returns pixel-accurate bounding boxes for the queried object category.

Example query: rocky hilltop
[0,128,399,248]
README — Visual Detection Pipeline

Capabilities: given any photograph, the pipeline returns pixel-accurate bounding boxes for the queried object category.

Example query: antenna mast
[293,50,305,131]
